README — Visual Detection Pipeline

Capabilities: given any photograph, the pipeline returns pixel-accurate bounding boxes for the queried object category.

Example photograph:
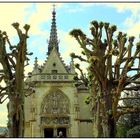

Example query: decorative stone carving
[41,117,70,125]
[41,91,70,126]
[42,91,70,115]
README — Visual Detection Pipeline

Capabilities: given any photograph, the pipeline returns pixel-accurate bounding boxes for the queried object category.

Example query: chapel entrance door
[57,127,67,137]
[44,127,67,138]
[44,128,53,138]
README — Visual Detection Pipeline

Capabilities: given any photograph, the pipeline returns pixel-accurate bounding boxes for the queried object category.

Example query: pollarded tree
[0,23,34,137]
[70,21,140,137]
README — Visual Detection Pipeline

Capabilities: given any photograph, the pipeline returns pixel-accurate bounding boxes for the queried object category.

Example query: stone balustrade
[30,74,75,82]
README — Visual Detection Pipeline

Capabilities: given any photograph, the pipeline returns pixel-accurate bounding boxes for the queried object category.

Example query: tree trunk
[91,78,104,137]
[7,95,24,137]
[101,114,116,137]
[7,39,26,137]
[108,115,116,137]
[93,101,103,137]
[101,82,116,137]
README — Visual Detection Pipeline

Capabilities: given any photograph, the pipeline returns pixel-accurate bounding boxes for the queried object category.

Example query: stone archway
[40,89,70,137]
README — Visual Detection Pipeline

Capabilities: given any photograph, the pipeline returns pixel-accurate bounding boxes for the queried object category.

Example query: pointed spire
[34,57,38,69]
[47,4,59,55]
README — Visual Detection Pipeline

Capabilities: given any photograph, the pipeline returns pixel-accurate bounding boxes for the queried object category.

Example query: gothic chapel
[24,7,93,137]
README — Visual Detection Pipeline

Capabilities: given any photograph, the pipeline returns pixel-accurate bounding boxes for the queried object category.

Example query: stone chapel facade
[24,7,93,138]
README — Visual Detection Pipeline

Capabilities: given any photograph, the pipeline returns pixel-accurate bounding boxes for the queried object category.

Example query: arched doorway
[40,90,70,138]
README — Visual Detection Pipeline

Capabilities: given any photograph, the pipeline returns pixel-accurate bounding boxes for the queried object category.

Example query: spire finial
[47,4,59,55]
[53,4,55,12]
[52,4,56,15]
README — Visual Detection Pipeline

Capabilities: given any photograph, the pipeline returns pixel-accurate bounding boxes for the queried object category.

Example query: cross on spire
[47,4,59,55]
[53,4,55,11]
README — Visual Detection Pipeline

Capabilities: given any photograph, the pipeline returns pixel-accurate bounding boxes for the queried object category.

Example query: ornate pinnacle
[34,57,38,68]
[47,4,59,55]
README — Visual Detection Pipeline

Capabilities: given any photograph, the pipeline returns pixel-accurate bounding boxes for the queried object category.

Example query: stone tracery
[42,90,70,115]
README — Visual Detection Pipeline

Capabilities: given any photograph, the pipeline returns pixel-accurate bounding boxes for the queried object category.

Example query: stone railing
[30,74,75,82]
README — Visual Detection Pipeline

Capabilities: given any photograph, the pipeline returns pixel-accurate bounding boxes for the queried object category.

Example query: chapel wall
[77,91,93,137]
[24,81,80,137]
[79,122,93,137]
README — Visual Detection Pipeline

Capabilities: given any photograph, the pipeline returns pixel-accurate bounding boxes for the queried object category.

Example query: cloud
[108,3,140,14]
[106,3,140,38]
[67,8,83,13]
[65,3,96,13]
[57,29,88,74]
[79,3,96,7]
[0,3,64,51]
[58,30,82,63]
[123,13,140,37]
[0,3,33,38]
[24,64,34,76]
[126,21,140,37]
[78,3,140,15]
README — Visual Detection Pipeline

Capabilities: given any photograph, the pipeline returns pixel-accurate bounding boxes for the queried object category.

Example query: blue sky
[0,2,140,126]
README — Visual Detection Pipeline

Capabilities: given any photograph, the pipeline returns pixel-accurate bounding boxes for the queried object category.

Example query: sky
[0,2,140,126]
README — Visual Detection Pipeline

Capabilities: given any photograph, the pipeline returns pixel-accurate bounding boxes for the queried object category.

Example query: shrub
[127,125,140,137]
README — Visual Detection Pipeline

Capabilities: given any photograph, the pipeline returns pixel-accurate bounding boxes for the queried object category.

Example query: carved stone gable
[42,48,68,74]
